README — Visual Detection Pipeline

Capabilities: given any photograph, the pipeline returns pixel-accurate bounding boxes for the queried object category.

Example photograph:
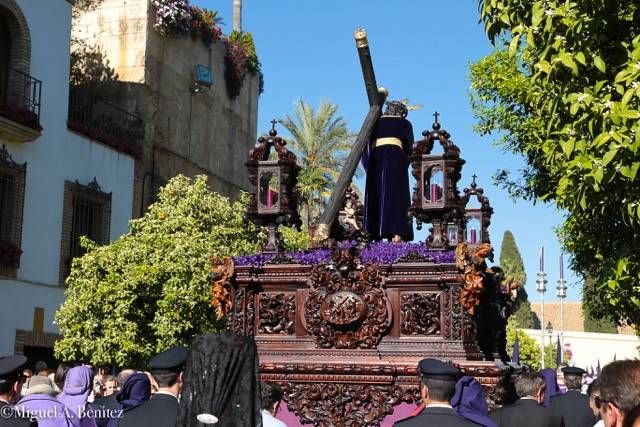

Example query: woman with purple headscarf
[540,368,562,408]
[451,376,498,427]
[105,372,150,427]
[57,365,97,427]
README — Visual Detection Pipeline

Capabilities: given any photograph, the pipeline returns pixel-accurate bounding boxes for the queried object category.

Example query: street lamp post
[546,321,554,347]
[537,246,548,369]
[556,253,567,364]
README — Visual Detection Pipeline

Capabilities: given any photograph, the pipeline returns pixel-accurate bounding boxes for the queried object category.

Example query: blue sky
[193,0,581,301]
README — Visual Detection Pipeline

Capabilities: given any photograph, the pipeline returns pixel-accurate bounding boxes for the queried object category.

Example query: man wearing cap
[490,371,564,427]
[118,346,188,427]
[394,359,478,426]
[0,355,36,427]
[550,367,596,427]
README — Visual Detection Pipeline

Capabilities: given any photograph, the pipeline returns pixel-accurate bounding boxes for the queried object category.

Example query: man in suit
[550,367,596,427]
[118,346,188,427]
[490,371,564,427]
[597,360,640,427]
[0,355,36,427]
[394,358,478,426]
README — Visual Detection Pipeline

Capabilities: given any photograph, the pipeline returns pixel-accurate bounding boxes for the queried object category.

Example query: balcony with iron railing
[0,65,42,143]
[67,86,144,158]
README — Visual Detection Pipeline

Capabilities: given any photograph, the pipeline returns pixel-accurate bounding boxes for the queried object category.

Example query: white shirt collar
[426,403,453,409]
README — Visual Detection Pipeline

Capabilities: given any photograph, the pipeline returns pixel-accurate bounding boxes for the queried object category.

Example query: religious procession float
[209,28,520,426]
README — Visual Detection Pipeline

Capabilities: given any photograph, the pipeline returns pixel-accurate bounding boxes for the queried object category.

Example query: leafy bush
[189,6,223,47]
[54,175,265,367]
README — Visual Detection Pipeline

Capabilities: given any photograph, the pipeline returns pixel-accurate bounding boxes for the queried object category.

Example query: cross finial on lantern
[432,111,441,131]
[269,119,278,136]
[471,174,478,188]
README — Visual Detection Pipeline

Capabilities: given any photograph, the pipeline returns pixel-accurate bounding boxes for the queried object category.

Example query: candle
[539,246,544,272]
[266,187,273,208]
[429,183,441,202]
[560,253,564,280]
[470,229,477,244]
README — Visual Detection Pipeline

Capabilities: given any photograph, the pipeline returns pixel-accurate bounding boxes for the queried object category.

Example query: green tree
[280,100,354,226]
[500,230,536,328]
[473,1,640,328]
[54,175,306,367]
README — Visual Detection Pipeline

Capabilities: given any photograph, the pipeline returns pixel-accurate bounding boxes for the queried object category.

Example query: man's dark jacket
[550,390,596,427]
[394,406,480,427]
[490,398,564,427]
[117,393,178,427]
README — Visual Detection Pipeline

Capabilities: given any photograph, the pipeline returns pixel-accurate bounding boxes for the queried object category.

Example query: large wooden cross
[313,28,387,242]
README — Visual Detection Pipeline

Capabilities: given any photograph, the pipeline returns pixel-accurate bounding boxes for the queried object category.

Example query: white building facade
[0,0,137,363]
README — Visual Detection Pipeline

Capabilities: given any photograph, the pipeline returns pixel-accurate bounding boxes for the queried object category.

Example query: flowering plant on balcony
[151,0,191,37]
[190,7,223,47]
[0,240,22,269]
[0,104,41,131]
[224,31,261,98]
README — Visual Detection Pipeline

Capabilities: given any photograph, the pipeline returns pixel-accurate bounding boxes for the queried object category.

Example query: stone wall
[72,0,148,83]
[73,0,259,214]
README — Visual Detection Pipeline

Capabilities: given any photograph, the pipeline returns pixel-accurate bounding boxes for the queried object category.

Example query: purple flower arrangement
[233,241,455,267]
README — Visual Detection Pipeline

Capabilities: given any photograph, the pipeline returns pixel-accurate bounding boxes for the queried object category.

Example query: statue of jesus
[363,100,414,242]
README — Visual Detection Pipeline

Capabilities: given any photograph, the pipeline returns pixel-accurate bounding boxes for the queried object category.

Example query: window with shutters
[0,143,25,277]
[59,178,111,284]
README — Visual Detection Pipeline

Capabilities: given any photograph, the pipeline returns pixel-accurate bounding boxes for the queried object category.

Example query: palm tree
[280,100,354,227]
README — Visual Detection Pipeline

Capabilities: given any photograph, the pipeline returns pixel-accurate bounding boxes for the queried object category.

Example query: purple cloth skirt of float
[364,145,413,241]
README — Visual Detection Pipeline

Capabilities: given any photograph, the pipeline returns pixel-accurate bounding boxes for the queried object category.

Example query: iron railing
[67,86,144,157]
[0,65,42,129]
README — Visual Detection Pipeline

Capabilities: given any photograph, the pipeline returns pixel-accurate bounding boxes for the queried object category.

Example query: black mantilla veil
[176,331,262,427]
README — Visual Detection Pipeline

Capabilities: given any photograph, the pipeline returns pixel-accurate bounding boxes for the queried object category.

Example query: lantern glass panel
[447,224,459,245]
[466,217,481,244]
[466,195,481,209]
[258,169,280,211]
[424,166,444,203]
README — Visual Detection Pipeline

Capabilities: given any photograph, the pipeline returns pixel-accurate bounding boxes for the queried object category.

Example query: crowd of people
[394,359,640,427]
[0,333,639,426]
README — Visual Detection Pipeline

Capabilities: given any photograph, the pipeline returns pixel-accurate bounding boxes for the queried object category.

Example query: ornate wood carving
[210,256,235,319]
[455,242,493,314]
[451,285,464,340]
[230,288,245,334]
[283,382,399,426]
[258,293,295,334]
[400,293,441,335]
[246,290,256,336]
[304,248,391,349]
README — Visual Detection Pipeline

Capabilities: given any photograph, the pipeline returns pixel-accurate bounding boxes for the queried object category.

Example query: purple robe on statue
[364,115,414,241]
[451,376,498,427]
